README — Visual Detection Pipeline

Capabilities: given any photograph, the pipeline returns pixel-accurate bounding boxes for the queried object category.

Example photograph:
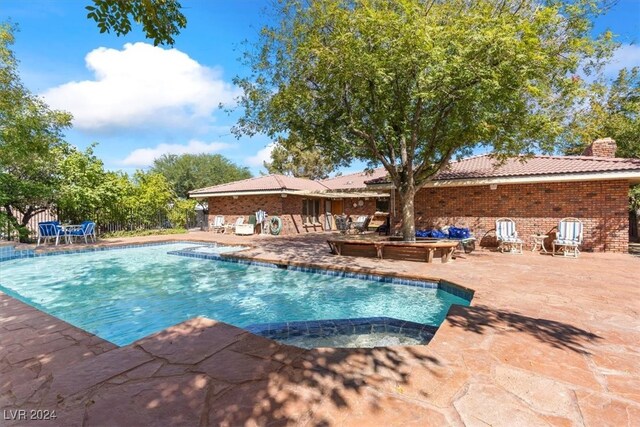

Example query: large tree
[562,67,640,158]
[151,153,251,199]
[235,0,614,240]
[85,0,187,46]
[561,66,640,226]
[56,144,126,224]
[265,134,338,179]
[0,24,73,239]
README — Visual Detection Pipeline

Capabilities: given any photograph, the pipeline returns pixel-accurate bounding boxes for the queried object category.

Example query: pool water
[280,332,425,349]
[189,244,248,254]
[0,243,470,346]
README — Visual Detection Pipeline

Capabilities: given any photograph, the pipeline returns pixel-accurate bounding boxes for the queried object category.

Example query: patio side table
[530,234,549,253]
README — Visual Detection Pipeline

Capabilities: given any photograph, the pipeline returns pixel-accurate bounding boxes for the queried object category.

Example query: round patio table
[530,234,549,253]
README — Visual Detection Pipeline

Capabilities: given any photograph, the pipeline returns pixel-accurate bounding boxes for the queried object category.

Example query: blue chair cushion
[449,227,471,239]
[416,229,449,238]
[416,229,429,238]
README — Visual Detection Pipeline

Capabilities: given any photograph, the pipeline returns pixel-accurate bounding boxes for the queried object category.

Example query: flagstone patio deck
[1,231,638,426]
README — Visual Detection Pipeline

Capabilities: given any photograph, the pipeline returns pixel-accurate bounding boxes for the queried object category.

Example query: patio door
[331,200,344,216]
[325,200,333,230]
[329,200,344,230]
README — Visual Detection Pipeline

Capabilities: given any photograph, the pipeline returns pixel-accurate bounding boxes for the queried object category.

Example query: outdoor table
[61,224,83,244]
[530,234,549,253]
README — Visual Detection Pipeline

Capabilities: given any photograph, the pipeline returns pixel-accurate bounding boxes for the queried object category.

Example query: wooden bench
[389,236,477,254]
[327,239,459,263]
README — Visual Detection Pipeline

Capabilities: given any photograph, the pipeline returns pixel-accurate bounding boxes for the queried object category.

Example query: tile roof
[189,174,328,195]
[191,154,640,196]
[437,154,640,179]
[364,154,640,184]
[321,168,389,190]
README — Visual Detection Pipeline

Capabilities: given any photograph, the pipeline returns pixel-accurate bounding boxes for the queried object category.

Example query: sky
[2,0,640,177]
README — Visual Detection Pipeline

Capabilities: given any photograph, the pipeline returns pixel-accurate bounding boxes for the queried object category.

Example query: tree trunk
[398,183,416,242]
[3,205,28,243]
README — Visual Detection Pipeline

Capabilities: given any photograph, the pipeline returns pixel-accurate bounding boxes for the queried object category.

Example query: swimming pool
[0,242,471,346]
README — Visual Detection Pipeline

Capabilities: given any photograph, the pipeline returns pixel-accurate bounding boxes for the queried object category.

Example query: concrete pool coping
[1,231,639,426]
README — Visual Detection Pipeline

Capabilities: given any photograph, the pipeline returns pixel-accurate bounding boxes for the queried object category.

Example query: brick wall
[391,180,629,252]
[207,194,377,236]
[207,180,630,252]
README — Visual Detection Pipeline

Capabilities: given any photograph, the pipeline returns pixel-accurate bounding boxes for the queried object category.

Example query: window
[302,199,321,224]
[376,198,389,213]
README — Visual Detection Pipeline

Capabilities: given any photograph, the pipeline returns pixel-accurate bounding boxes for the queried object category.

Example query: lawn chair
[349,215,370,234]
[335,215,349,234]
[495,218,523,254]
[225,216,244,233]
[66,221,97,244]
[210,215,225,233]
[37,222,64,246]
[552,218,583,258]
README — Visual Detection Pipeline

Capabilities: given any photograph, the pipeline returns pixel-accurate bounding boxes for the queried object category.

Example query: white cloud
[245,143,276,167]
[42,42,240,132]
[121,139,230,167]
[603,44,640,78]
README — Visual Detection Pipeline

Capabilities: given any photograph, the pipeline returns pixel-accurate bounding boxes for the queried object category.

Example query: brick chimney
[582,137,617,158]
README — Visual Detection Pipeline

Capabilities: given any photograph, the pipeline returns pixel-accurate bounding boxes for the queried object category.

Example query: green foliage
[235,0,615,239]
[265,133,337,179]
[1,24,73,240]
[56,144,125,223]
[124,171,176,226]
[167,198,197,229]
[101,228,187,238]
[151,153,252,199]
[560,66,640,215]
[631,186,640,213]
[563,67,640,158]
[85,0,187,46]
[1,25,192,239]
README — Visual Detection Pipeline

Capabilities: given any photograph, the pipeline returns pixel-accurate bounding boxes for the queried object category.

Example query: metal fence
[0,206,202,242]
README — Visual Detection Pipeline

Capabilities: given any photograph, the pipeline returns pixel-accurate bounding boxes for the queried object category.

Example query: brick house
[190,138,640,252]
[188,174,390,236]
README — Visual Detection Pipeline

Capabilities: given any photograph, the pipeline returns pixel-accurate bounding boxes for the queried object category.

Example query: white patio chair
[210,215,225,233]
[552,218,583,258]
[495,218,523,254]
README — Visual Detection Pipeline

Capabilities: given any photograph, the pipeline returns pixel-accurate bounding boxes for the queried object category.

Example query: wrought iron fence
[0,206,201,242]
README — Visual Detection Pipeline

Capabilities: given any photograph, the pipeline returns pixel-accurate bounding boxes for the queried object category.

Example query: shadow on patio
[66,318,449,425]
[445,304,602,355]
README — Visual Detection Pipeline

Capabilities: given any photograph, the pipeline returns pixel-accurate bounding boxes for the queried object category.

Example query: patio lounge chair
[552,217,583,258]
[349,215,370,234]
[335,215,349,234]
[37,222,64,246]
[66,221,97,244]
[210,215,225,233]
[495,218,523,254]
